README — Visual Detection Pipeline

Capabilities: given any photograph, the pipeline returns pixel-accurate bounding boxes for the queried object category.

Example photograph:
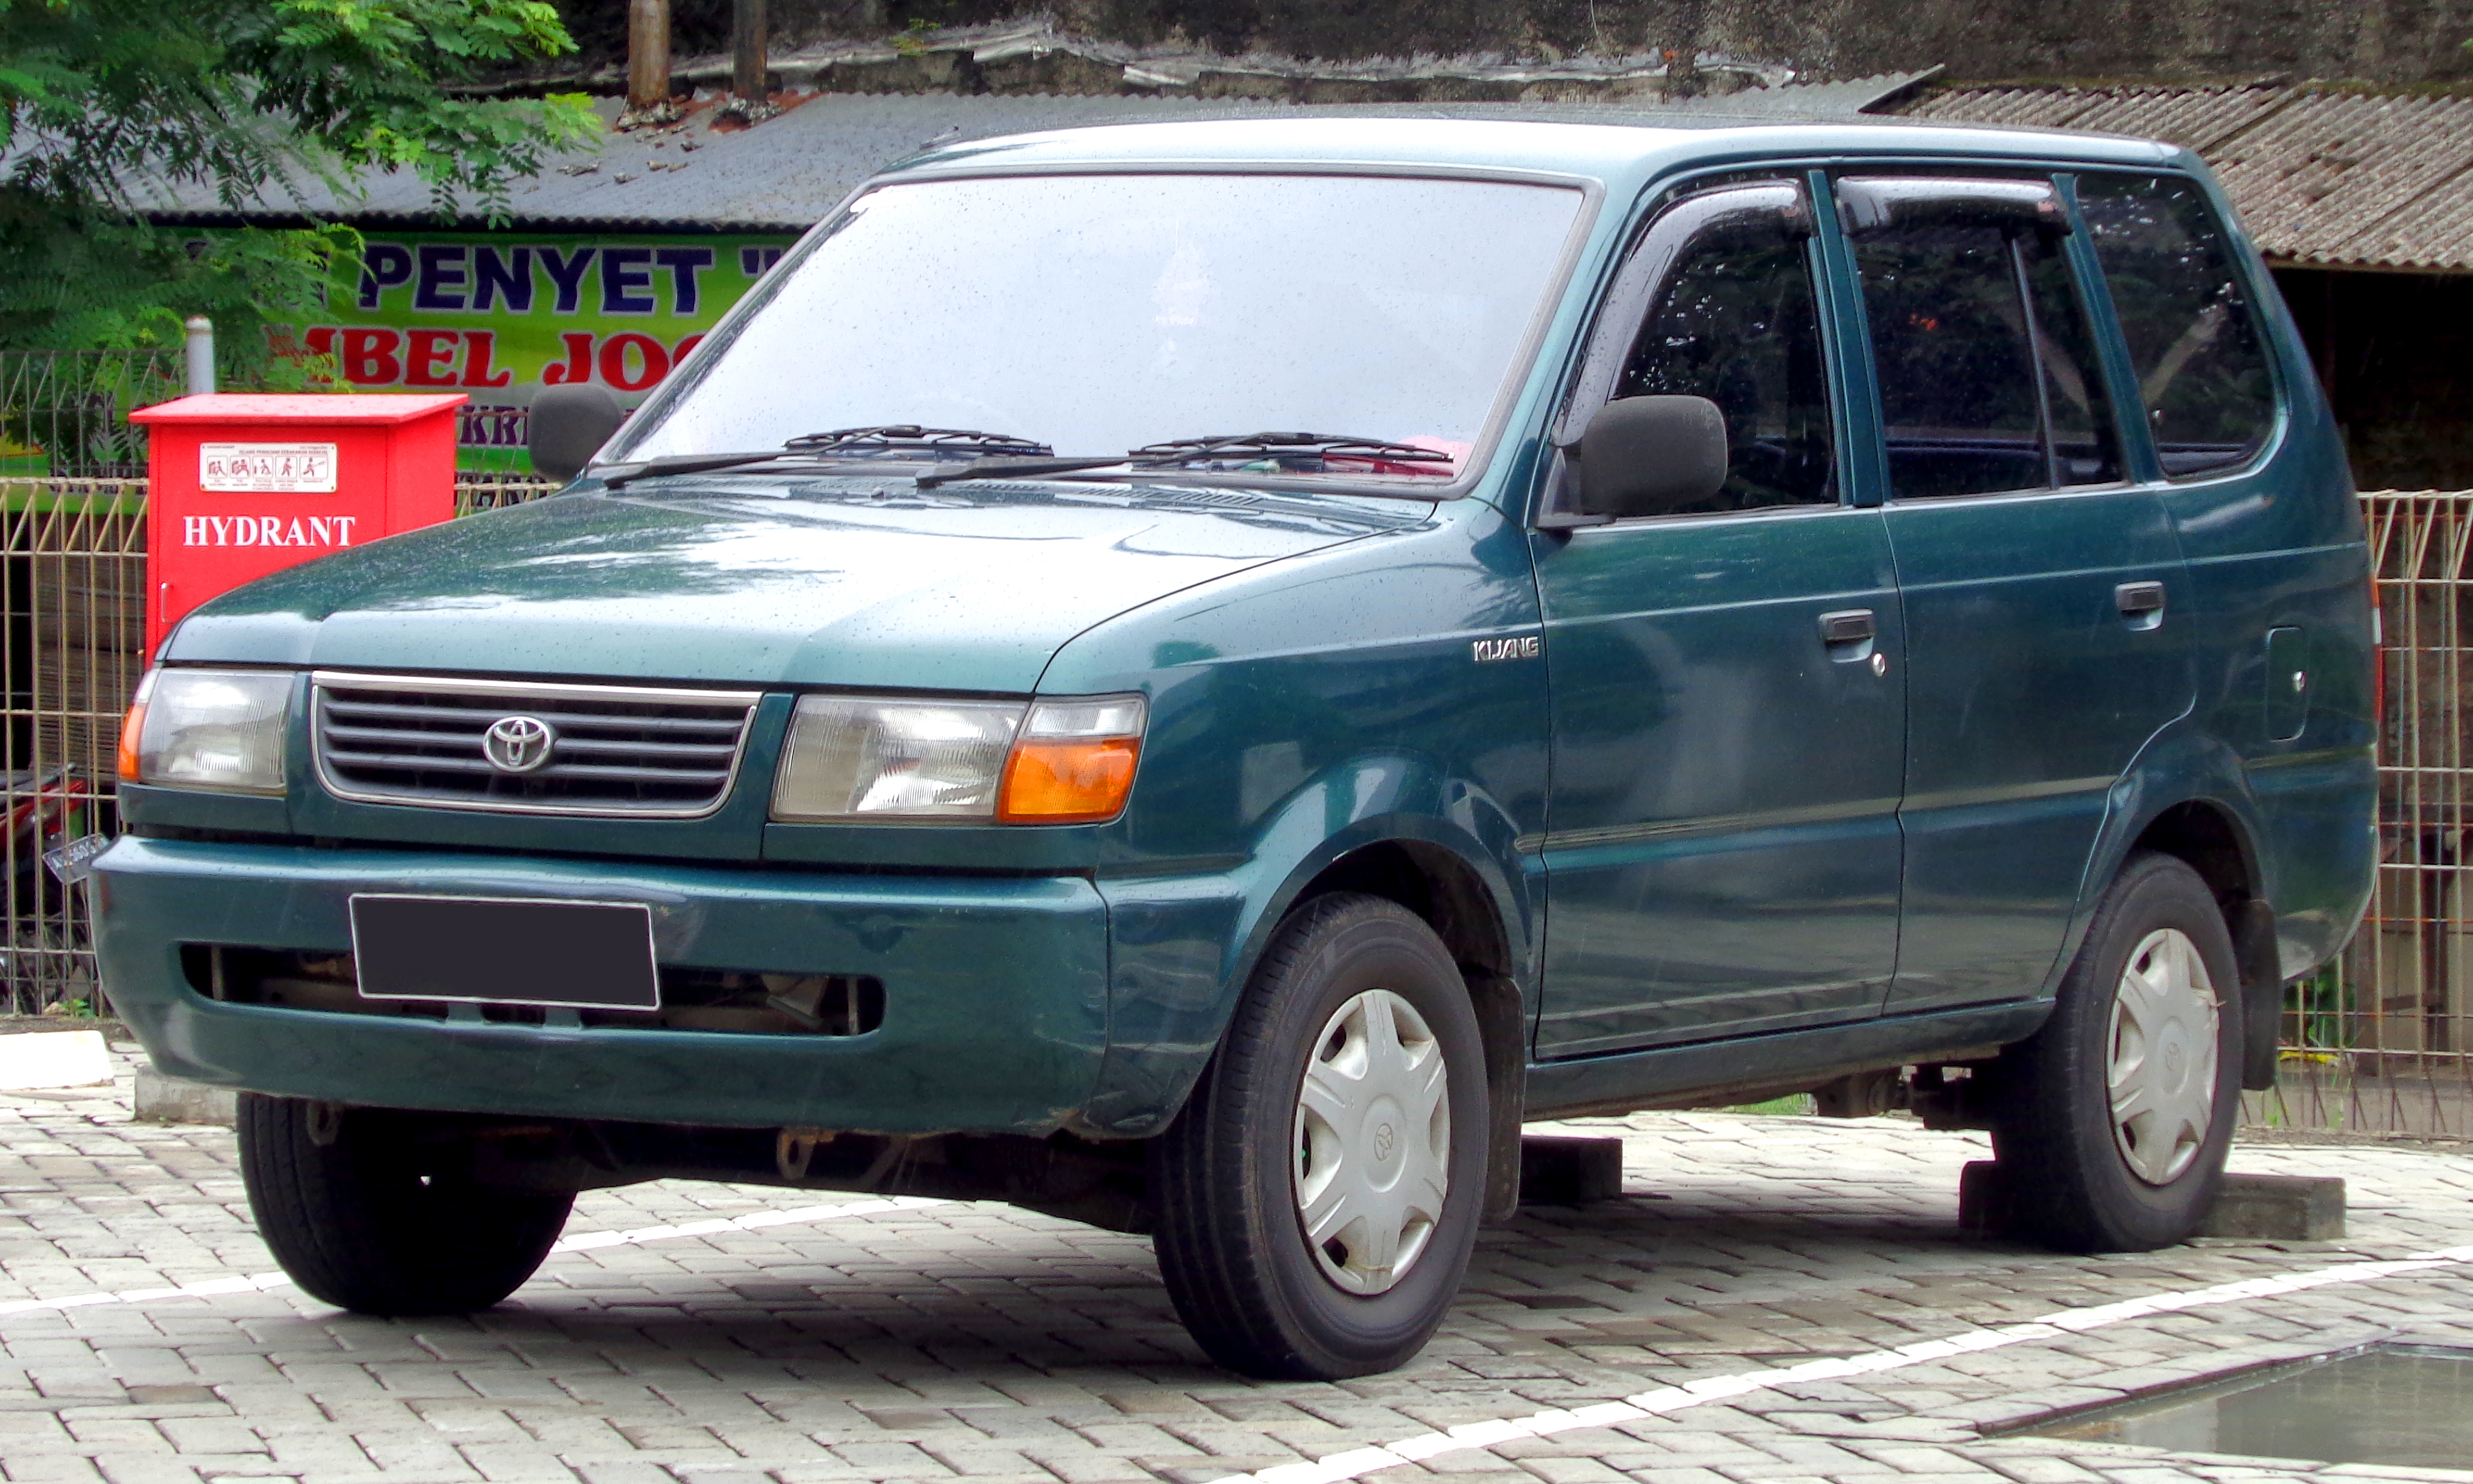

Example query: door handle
[2115,580,2167,629]
[1818,609,1876,645]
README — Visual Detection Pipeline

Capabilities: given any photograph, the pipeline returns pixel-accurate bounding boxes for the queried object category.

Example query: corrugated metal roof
[127,69,1942,235]
[1892,83,2473,270]
[1898,81,2292,151]
[134,92,1293,233]
[2215,92,2473,270]
[1664,69,1942,117]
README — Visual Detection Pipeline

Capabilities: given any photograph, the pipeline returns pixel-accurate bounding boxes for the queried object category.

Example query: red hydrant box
[129,393,465,659]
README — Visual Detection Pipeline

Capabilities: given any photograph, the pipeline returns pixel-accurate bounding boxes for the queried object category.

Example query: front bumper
[93,837,1110,1134]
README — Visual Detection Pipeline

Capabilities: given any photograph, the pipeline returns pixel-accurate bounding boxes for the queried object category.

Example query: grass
[1722,1093,1816,1117]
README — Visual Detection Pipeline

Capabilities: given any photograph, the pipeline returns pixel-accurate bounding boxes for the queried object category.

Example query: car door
[1834,174,2196,1015]
[1532,178,1906,1057]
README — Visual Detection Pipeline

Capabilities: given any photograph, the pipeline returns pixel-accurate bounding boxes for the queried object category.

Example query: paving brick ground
[4,1045,2471,1484]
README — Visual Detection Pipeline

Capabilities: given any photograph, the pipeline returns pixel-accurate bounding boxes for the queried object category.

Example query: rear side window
[1853,221,2121,500]
[2075,174,2278,478]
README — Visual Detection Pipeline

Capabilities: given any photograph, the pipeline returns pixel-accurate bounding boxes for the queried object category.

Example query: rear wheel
[1990,852,2241,1251]
[238,1095,573,1315]
[1152,893,1487,1379]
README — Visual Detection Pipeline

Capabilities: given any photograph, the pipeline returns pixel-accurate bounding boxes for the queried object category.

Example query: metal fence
[2246,489,2473,1137]
[0,351,184,479]
[0,479,145,1009]
[4,476,2472,1140]
[0,473,557,1015]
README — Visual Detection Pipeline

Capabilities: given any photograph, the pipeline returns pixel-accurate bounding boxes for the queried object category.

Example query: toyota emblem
[482,715,556,773]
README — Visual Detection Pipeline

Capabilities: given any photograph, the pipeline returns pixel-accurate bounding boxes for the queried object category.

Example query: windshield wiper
[596,449,1123,491]
[786,425,1053,458]
[1130,432,1455,470]
[914,456,1128,487]
[594,426,1075,489]
[595,451,813,488]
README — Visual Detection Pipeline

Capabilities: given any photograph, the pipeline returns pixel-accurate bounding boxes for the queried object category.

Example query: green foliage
[2291,962,2352,1051]
[0,0,600,378]
[1724,1094,1815,1116]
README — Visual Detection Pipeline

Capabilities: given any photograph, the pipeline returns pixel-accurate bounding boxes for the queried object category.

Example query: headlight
[122,668,291,795]
[772,697,1022,820]
[771,692,1146,824]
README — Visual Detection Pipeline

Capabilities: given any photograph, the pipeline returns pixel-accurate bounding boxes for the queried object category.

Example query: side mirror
[527,384,625,483]
[1568,394,1729,520]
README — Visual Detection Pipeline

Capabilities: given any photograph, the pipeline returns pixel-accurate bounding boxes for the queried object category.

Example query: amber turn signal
[116,701,145,784]
[996,694,1147,824]
[117,670,156,784]
[1000,738,1140,822]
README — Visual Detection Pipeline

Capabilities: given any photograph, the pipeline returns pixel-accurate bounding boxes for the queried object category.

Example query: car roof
[884,110,2184,185]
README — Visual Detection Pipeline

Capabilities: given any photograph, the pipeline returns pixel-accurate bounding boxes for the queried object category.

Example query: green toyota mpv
[96,113,2375,1379]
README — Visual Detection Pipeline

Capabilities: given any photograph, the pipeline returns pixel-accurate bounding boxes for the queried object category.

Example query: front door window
[1613,212,1837,511]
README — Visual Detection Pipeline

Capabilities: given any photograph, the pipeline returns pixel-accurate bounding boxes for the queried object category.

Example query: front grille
[312,671,762,817]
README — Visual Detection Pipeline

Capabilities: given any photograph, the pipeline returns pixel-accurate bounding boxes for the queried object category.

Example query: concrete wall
[585,0,2473,83]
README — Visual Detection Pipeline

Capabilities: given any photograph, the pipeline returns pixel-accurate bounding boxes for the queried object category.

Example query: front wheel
[1151,893,1489,1379]
[238,1096,574,1315]
[1988,852,2242,1251]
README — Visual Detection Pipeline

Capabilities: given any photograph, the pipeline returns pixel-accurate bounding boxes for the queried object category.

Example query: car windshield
[605,171,1587,482]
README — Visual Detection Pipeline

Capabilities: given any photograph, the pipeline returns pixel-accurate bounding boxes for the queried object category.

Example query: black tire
[1989,852,2242,1252]
[238,1095,573,1315]
[1151,893,1489,1380]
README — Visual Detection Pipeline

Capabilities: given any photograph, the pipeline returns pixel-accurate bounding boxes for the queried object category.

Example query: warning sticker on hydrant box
[199,442,339,492]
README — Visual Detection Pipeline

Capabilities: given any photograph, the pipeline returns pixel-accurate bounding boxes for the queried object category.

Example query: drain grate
[2033,1344,2473,1468]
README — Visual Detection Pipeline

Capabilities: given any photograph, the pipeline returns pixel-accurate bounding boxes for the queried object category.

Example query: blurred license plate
[349,895,659,1009]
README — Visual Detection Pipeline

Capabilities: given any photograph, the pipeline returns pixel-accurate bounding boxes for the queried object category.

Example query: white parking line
[0,1195,950,1319]
[1208,1243,2473,1484]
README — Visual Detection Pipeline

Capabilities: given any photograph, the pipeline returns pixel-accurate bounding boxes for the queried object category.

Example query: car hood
[163,478,1432,692]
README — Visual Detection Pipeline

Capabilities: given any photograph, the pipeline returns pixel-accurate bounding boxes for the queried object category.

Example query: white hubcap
[2107,928,2220,1185]
[1293,989,1450,1296]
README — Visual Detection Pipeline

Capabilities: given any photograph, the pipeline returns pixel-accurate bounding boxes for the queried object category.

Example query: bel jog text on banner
[285,233,796,464]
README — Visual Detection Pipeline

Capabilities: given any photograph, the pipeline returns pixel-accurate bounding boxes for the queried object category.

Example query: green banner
[300,230,800,469]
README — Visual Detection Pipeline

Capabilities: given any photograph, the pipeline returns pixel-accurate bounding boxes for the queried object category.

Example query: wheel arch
[2054,716,2288,1093]
[1292,838,1515,981]
[1079,756,1538,1149]
[2133,797,2264,911]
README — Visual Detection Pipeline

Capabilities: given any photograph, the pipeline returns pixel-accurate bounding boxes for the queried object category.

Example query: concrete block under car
[1959,1160,2344,1240]
[133,1065,237,1126]
[2202,1171,2347,1239]
[1520,1133,1626,1205]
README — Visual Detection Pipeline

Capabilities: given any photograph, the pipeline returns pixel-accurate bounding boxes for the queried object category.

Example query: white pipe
[183,316,214,396]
